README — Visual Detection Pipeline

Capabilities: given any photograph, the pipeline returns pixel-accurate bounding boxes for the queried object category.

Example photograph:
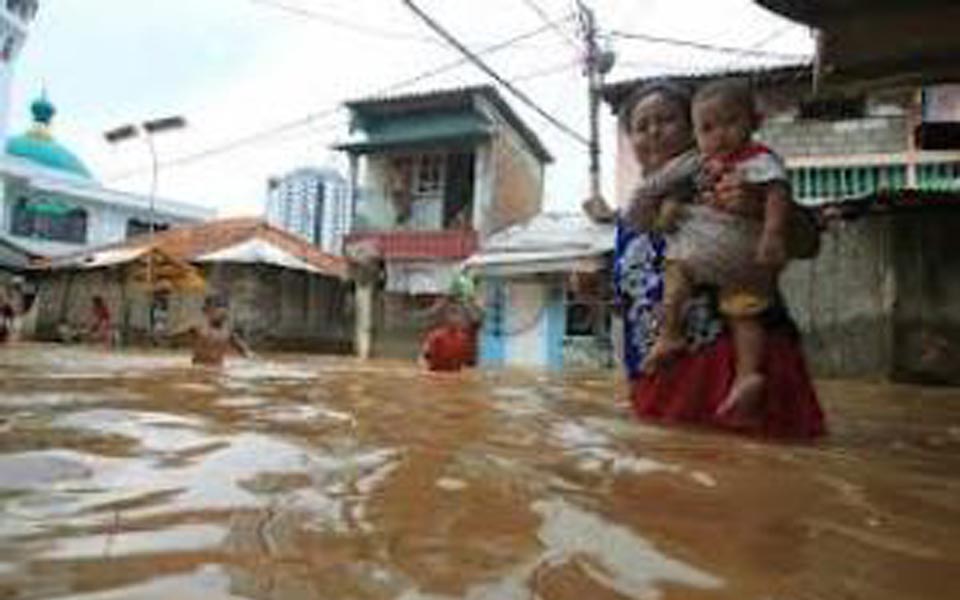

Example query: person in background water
[187,295,252,367]
[88,295,112,347]
[0,290,14,344]
[421,303,473,373]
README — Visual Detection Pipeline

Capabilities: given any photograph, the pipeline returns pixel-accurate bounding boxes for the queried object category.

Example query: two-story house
[604,65,960,383]
[337,85,552,359]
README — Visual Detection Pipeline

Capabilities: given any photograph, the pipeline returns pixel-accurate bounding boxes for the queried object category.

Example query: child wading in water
[188,295,252,367]
[641,79,794,421]
[420,303,474,373]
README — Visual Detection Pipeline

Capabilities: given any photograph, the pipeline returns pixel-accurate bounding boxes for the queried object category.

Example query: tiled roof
[343,85,553,163]
[50,218,349,279]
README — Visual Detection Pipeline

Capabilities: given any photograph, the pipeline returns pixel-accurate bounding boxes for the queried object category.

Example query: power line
[512,59,580,83]
[400,0,589,146]
[746,24,795,52]
[104,17,574,182]
[518,0,580,50]
[609,29,810,61]
[248,0,445,46]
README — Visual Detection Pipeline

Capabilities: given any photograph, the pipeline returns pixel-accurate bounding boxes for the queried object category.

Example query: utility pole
[577,1,614,205]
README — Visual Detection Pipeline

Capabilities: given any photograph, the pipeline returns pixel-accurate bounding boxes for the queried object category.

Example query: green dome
[5,94,94,180]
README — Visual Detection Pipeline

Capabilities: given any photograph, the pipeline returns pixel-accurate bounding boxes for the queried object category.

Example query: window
[414,155,445,197]
[916,122,960,151]
[12,197,88,244]
[799,97,866,121]
[5,0,38,22]
[126,219,170,239]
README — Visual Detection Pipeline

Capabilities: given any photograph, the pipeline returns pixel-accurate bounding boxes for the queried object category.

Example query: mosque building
[0,0,212,259]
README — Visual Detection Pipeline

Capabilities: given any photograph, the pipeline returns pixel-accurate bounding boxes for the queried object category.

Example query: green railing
[789,161,960,204]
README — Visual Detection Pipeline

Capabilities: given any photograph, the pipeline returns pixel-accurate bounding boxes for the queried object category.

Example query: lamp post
[104,116,187,339]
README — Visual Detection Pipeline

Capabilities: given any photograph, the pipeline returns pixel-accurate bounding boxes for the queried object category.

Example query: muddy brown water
[0,345,958,599]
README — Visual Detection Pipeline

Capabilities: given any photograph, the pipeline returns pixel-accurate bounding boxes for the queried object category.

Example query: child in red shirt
[421,304,473,372]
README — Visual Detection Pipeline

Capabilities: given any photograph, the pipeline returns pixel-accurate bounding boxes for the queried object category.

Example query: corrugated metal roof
[465,212,614,275]
[343,85,553,163]
[602,64,814,112]
[336,112,492,155]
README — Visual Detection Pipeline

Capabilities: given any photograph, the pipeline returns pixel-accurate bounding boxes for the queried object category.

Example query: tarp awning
[195,238,324,274]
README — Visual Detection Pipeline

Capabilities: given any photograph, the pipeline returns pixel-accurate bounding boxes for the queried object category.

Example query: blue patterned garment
[613,218,726,380]
[613,218,666,380]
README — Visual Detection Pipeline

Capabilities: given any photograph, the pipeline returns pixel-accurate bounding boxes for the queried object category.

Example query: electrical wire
[104,16,575,183]
[609,29,810,61]
[517,0,580,50]
[401,0,589,146]
[248,0,445,46]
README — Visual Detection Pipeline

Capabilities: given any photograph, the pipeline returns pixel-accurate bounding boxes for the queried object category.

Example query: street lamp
[104,116,187,339]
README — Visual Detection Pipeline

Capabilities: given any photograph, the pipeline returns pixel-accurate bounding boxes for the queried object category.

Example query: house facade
[604,65,960,383]
[337,85,552,359]
[464,212,614,371]
[1,96,213,258]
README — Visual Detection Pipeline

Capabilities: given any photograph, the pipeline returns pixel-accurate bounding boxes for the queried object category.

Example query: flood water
[1,345,958,600]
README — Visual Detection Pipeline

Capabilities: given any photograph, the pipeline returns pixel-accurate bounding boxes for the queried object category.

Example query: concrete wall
[370,291,438,360]
[33,263,352,353]
[781,209,960,383]
[781,217,895,378]
[889,211,960,384]
[758,116,909,159]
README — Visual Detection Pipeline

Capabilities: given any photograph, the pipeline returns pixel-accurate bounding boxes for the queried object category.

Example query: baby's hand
[756,229,788,268]
[656,199,687,233]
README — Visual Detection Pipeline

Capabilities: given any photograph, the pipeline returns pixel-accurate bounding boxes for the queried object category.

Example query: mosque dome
[5,93,94,180]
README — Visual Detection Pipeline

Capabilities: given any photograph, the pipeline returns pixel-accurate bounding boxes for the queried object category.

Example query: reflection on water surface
[1,345,958,599]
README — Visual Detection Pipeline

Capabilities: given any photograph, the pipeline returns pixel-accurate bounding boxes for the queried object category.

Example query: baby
[643,79,794,420]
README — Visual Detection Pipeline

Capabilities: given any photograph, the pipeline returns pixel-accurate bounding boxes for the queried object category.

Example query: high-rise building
[1,0,39,143]
[265,167,351,255]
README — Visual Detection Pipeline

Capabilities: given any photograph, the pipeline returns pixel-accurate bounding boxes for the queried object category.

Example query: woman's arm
[582,196,618,224]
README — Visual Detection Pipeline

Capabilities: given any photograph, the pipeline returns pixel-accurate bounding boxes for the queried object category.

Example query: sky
[10,0,813,217]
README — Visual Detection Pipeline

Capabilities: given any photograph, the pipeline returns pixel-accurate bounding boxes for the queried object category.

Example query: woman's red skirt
[631,332,826,440]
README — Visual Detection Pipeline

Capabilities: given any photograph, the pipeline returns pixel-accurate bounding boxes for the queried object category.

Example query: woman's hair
[618,80,693,132]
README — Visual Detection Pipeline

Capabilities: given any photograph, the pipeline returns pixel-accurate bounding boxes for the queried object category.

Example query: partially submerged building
[34,218,352,352]
[464,212,614,371]
[337,85,552,359]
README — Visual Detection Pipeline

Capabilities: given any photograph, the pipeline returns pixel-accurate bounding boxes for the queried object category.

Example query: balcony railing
[344,229,479,261]
[787,152,960,205]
